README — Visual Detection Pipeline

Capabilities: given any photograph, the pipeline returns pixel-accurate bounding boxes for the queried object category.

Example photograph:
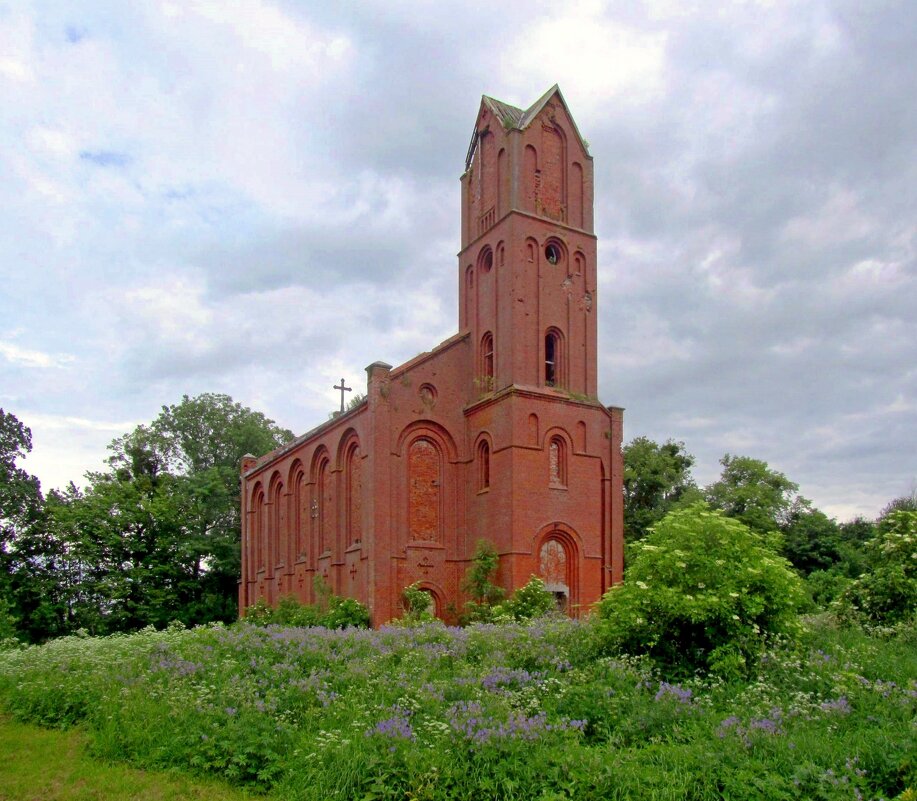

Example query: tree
[879,489,917,520]
[110,394,294,623]
[781,508,842,575]
[705,454,805,540]
[837,510,917,625]
[45,394,295,634]
[0,409,67,641]
[597,503,805,677]
[460,539,505,623]
[623,437,697,540]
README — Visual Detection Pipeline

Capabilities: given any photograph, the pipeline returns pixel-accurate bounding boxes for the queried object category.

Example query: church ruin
[239,86,624,623]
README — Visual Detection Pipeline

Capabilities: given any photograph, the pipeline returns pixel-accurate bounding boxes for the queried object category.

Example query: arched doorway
[535,526,579,614]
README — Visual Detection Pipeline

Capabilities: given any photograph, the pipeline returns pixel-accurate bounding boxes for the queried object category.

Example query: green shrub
[243,592,369,630]
[805,569,852,609]
[596,503,806,677]
[396,582,436,625]
[494,576,555,621]
[837,510,917,625]
[322,596,372,629]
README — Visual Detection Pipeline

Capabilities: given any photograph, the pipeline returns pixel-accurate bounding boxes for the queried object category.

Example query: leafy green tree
[837,510,917,625]
[45,394,294,634]
[597,503,806,677]
[705,454,806,540]
[0,409,71,642]
[47,466,205,633]
[623,437,698,540]
[878,490,917,520]
[460,539,505,624]
[781,508,842,575]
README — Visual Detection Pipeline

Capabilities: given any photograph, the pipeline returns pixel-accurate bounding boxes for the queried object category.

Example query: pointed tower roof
[465,85,590,171]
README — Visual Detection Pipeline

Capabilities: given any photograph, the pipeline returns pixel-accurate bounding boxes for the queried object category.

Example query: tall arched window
[539,537,570,612]
[345,441,362,547]
[480,332,494,386]
[549,436,567,487]
[408,437,442,542]
[478,439,490,491]
[270,479,284,569]
[545,328,563,387]
[292,468,306,563]
[251,486,265,577]
[313,454,331,555]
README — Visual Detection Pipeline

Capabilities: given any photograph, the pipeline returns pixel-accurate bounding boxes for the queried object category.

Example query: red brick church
[239,86,624,624]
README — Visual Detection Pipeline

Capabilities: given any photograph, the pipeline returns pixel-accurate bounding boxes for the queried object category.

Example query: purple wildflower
[368,715,414,740]
[749,717,781,734]
[820,697,851,715]
[654,682,693,704]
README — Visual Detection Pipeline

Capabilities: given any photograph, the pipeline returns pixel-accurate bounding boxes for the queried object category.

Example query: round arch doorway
[535,525,579,614]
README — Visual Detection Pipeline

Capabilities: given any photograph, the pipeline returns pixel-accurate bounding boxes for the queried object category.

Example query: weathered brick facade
[239,86,624,624]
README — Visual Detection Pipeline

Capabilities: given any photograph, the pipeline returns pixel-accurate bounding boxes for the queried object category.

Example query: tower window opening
[480,247,494,272]
[549,436,567,487]
[481,332,494,388]
[478,440,490,490]
[545,243,561,265]
[545,331,558,387]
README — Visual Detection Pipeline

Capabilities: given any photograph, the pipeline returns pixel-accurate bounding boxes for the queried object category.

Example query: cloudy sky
[1,0,914,520]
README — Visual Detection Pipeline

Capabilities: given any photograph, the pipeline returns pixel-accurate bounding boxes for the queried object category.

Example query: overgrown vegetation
[243,577,371,630]
[1,615,914,800]
[598,504,806,678]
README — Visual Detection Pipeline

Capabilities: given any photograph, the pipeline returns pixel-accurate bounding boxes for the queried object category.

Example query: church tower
[459,85,597,397]
[458,86,622,609]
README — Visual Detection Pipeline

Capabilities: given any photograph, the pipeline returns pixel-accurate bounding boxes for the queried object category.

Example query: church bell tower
[459,85,597,398]
[458,86,622,608]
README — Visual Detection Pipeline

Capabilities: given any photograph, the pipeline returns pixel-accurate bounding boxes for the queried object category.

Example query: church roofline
[241,397,368,479]
[466,85,591,171]
[388,330,469,380]
[241,333,470,480]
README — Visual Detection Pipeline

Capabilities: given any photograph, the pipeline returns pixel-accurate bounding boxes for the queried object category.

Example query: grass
[0,715,254,801]
[0,617,914,800]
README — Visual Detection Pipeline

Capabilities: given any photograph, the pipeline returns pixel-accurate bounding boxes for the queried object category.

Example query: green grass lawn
[0,716,254,801]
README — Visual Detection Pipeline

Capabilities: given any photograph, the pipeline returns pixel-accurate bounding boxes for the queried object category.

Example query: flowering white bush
[597,503,806,676]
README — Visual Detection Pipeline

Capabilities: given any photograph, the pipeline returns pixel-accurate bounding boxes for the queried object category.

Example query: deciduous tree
[622,437,697,541]
[705,454,806,540]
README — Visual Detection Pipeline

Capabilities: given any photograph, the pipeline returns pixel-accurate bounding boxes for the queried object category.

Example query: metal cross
[334,377,352,412]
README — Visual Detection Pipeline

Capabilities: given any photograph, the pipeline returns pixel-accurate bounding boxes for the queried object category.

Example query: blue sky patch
[79,150,130,168]
[65,25,87,43]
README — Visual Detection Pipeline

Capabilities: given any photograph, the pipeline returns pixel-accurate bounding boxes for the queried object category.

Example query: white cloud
[502,3,667,114]
[0,340,73,369]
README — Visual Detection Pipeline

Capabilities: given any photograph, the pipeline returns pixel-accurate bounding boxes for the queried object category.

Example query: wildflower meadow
[1,614,914,800]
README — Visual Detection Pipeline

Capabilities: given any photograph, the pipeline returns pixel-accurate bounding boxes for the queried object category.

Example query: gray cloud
[2,1,914,515]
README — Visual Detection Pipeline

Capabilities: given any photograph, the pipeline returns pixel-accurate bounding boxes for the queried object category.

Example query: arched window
[270,479,284,570]
[539,538,569,611]
[251,487,265,577]
[345,441,362,547]
[313,454,331,556]
[408,437,442,542]
[545,329,562,387]
[478,439,490,491]
[549,436,567,487]
[480,332,494,386]
[292,468,306,563]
